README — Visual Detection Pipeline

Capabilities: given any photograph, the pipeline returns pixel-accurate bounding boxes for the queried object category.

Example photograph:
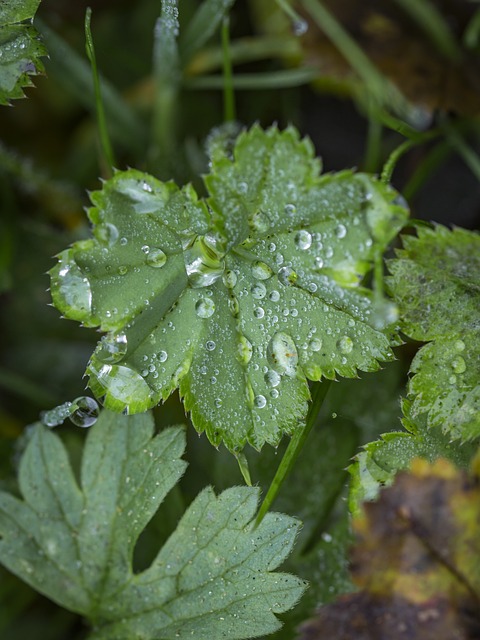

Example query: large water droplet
[335,224,347,239]
[251,210,270,234]
[254,395,267,409]
[337,336,353,354]
[269,290,280,302]
[96,222,119,246]
[146,248,167,268]
[451,356,466,374]
[97,332,128,364]
[309,337,323,352]
[206,340,216,351]
[251,282,267,299]
[264,369,281,387]
[278,266,298,286]
[158,350,168,362]
[222,269,237,288]
[294,230,312,250]
[254,306,265,319]
[267,332,298,376]
[54,261,92,318]
[183,234,225,288]
[195,296,215,318]
[252,260,273,280]
[69,397,99,428]
[237,335,253,364]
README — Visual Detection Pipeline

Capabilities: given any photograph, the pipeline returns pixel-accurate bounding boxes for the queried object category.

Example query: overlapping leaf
[389,225,480,442]
[50,125,408,450]
[0,410,305,640]
[0,0,46,104]
[300,457,480,640]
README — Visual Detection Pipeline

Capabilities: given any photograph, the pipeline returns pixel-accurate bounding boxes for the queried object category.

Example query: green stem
[364,115,383,173]
[275,0,307,33]
[85,8,115,174]
[255,380,331,526]
[221,17,236,123]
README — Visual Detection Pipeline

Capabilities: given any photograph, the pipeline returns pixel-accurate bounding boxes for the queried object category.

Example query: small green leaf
[0,410,305,639]
[389,224,480,441]
[50,125,408,451]
[0,0,46,104]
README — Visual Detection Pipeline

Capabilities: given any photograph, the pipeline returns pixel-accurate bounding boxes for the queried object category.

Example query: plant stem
[364,115,383,173]
[255,380,331,526]
[221,17,236,123]
[85,8,115,175]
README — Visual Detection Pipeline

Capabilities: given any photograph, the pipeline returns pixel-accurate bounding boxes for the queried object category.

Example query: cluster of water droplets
[41,396,99,428]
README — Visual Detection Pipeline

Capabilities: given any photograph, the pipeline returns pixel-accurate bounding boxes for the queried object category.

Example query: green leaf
[0,410,305,639]
[50,124,408,451]
[389,224,480,441]
[0,0,46,105]
[348,399,477,514]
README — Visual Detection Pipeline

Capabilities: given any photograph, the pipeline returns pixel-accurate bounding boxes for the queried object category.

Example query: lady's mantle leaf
[389,225,480,442]
[0,410,305,639]
[0,0,46,105]
[300,457,480,639]
[50,125,408,451]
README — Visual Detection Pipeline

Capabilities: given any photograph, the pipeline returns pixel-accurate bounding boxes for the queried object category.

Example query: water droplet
[183,234,225,288]
[206,340,216,351]
[54,260,92,318]
[142,181,153,192]
[238,181,248,194]
[251,211,270,234]
[222,269,237,288]
[337,336,353,354]
[451,356,466,374]
[293,18,308,35]
[314,257,324,269]
[96,222,119,246]
[278,266,298,286]
[307,282,318,293]
[294,230,312,250]
[69,397,99,428]
[215,398,223,408]
[120,237,128,246]
[325,247,334,258]
[268,242,276,252]
[41,401,73,428]
[158,350,168,362]
[267,332,298,376]
[335,224,347,238]
[264,370,281,387]
[237,335,253,364]
[254,395,267,409]
[195,297,215,318]
[251,282,267,299]
[97,332,128,364]
[309,337,322,352]
[285,203,296,216]
[228,296,240,316]
[271,388,279,398]
[269,290,280,302]
[254,306,265,319]
[252,260,273,280]
[141,245,150,254]
[147,248,167,268]
[118,265,128,275]
[455,339,465,352]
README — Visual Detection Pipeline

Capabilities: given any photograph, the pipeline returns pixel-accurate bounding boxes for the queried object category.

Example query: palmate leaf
[389,225,480,442]
[50,125,408,451]
[0,0,46,105]
[0,410,305,639]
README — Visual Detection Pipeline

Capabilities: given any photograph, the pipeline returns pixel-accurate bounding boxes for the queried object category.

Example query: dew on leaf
[267,332,299,376]
[309,337,323,352]
[141,245,150,254]
[158,350,168,363]
[251,211,270,234]
[183,234,225,288]
[206,340,216,351]
[264,370,281,387]
[40,401,73,428]
[195,297,215,318]
[252,260,273,280]
[54,262,92,316]
[120,237,128,246]
[254,395,267,409]
[335,224,347,238]
[237,335,253,364]
[337,336,354,354]
[238,181,248,194]
[118,266,128,275]
[146,248,167,268]
[269,290,280,302]
[294,230,312,250]
[69,397,99,428]
[97,332,128,364]
[222,269,237,288]
[254,307,265,319]
[268,242,276,252]
[278,266,298,286]
[455,339,466,352]
[228,297,239,316]
[314,257,324,269]
[251,282,267,299]
[451,356,466,374]
[95,222,119,246]
[285,203,296,216]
